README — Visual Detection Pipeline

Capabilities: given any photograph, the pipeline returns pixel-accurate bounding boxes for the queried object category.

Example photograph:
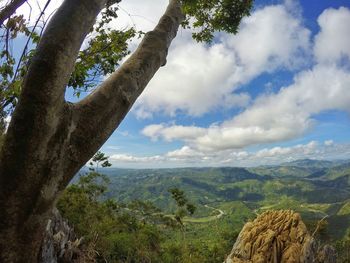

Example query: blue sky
[90,0,350,168]
[15,0,350,167]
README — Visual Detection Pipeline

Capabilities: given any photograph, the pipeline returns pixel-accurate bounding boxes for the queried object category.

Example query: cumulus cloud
[110,153,164,163]
[222,4,311,77]
[166,146,204,159]
[135,42,246,116]
[142,124,206,142]
[109,141,350,168]
[314,7,350,64]
[255,141,319,158]
[8,1,350,166]
[141,7,350,153]
[142,64,350,151]
[116,0,168,32]
[324,140,334,146]
[133,2,311,118]
[10,0,313,120]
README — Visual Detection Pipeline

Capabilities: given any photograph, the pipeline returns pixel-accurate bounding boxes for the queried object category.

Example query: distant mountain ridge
[281,158,335,168]
[281,158,350,169]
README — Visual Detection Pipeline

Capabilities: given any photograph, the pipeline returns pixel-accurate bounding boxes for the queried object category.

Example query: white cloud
[142,124,206,142]
[223,4,311,77]
[140,6,350,152]
[324,140,334,146]
[117,130,130,137]
[134,41,244,117]
[314,7,350,64]
[9,0,313,121]
[108,141,350,168]
[8,2,350,166]
[109,5,350,167]
[142,64,350,151]
[255,141,319,158]
[116,0,168,32]
[106,146,121,150]
[110,153,164,163]
[133,2,311,118]
[166,146,204,159]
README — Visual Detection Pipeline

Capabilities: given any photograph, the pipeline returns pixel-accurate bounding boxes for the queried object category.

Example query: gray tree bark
[0,0,183,262]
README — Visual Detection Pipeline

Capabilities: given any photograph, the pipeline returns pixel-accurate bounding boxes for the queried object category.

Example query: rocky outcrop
[225,210,336,263]
[40,208,86,263]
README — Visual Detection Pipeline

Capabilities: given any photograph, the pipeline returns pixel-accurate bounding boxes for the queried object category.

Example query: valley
[95,159,350,247]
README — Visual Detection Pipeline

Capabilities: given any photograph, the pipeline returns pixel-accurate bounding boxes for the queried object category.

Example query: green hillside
[96,160,350,242]
[67,159,350,262]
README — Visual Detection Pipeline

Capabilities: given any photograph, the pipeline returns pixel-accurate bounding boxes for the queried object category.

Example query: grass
[338,201,350,216]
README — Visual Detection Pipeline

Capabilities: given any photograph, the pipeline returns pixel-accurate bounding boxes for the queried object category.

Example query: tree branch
[0,0,26,25]
[19,0,107,109]
[66,0,184,179]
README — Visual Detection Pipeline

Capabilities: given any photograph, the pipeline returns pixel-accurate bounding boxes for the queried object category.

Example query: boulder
[225,210,336,263]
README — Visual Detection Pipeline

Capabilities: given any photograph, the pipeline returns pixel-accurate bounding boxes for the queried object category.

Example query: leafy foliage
[89,150,112,172]
[58,176,203,262]
[0,15,39,114]
[335,233,350,263]
[0,3,137,113]
[58,153,162,262]
[68,20,139,95]
[168,187,196,227]
[182,0,253,42]
[58,152,221,262]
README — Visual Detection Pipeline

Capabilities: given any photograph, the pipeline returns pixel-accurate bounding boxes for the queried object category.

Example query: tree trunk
[0,0,183,262]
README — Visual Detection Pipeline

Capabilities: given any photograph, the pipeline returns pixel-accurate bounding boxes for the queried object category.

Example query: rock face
[40,208,86,263]
[225,210,336,263]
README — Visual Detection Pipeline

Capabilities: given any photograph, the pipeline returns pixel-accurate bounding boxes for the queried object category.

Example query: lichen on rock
[224,210,336,263]
[40,208,84,263]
